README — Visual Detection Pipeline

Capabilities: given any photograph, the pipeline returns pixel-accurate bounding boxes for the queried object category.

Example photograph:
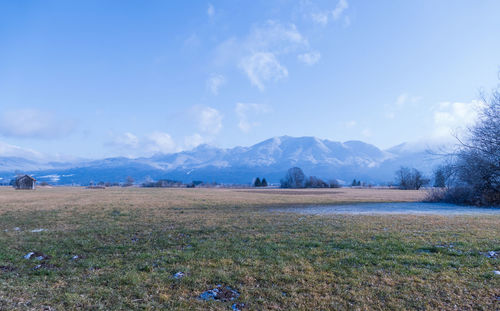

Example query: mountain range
[0,136,445,185]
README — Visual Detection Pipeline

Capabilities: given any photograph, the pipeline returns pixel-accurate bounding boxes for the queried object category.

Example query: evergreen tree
[254,177,262,187]
[261,178,268,187]
[351,179,357,187]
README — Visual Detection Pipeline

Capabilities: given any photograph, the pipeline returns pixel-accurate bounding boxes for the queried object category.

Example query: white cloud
[235,103,271,132]
[361,128,372,138]
[395,93,421,107]
[385,112,396,120]
[145,132,176,154]
[206,74,226,95]
[236,21,308,89]
[343,16,351,27]
[332,0,349,20]
[308,0,349,26]
[184,33,201,48]
[213,38,239,66]
[108,131,177,156]
[245,20,308,53]
[207,3,215,18]
[195,106,223,134]
[0,109,76,139]
[385,93,422,119]
[184,133,206,149]
[298,51,321,65]
[239,52,288,90]
[215,20,315,90]
[396,93,408,107]
[112,132,139,149]
[432,100,483,139]
[107,106,224,156]
[311,12,329,26]
[343,120,357,128]
[0,140,44,159]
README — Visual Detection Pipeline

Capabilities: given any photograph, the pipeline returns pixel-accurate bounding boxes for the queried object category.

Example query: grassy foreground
[0,187,498,310]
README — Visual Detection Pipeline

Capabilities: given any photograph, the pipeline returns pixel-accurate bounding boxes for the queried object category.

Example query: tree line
[280,167,340,188]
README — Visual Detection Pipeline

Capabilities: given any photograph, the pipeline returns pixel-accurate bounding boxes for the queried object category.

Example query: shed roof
[17,175,36,181]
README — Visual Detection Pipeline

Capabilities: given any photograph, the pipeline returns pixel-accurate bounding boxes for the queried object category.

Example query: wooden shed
[13,175,36,190]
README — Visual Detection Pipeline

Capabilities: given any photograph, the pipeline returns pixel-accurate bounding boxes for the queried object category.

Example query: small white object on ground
[494,270,500,275]
[174,272,185,279]
[232,303,245,311]
[199,285,240,301]
[31,229,46,233]
[24,252,35,259]
[13,227,20,231]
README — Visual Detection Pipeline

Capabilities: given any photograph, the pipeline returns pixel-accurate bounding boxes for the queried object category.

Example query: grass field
[0,187,498,310]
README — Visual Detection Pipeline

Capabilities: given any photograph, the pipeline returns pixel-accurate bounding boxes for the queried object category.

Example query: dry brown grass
[0,187,425,214]
[0,187,498,310]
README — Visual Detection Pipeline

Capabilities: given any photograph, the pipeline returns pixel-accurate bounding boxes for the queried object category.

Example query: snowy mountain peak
[0,136,444,185]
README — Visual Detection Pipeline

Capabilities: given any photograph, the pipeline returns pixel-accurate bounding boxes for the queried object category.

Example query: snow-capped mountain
[0,136,445,185]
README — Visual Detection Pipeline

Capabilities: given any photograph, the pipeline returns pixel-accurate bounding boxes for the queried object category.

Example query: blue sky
[1,0,499,159]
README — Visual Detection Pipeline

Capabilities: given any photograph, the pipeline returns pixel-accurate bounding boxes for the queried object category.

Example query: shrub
[305,176,328,188]
[328,179,341,188]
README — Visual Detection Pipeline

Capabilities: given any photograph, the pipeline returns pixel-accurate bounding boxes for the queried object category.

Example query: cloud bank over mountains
[0,109,76,139]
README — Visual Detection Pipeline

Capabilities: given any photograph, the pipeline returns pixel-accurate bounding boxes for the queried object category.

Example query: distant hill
[0,136,444,185]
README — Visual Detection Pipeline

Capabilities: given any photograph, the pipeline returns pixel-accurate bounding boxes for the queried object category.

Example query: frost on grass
[23,252,35,260]
[32,263,56,270]
[232,302,246,310]
[481,250,498,258]
[173,271,185,279]
[23,252,50,261]
[30,229,47,233]
[199,285,240,302]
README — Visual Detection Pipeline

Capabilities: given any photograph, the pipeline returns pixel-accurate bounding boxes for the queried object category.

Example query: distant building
[13,175,36,190]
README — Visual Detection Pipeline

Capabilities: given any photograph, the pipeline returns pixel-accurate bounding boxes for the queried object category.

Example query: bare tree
[414,169,430,190]
[395,167,430,190]
[281,167,306,188]
[433,166,446,188]
[451,88,500,205]
[328,179,341,188]
[124,176,134,187]
[396,167,412,190]
[305,176,328,188]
